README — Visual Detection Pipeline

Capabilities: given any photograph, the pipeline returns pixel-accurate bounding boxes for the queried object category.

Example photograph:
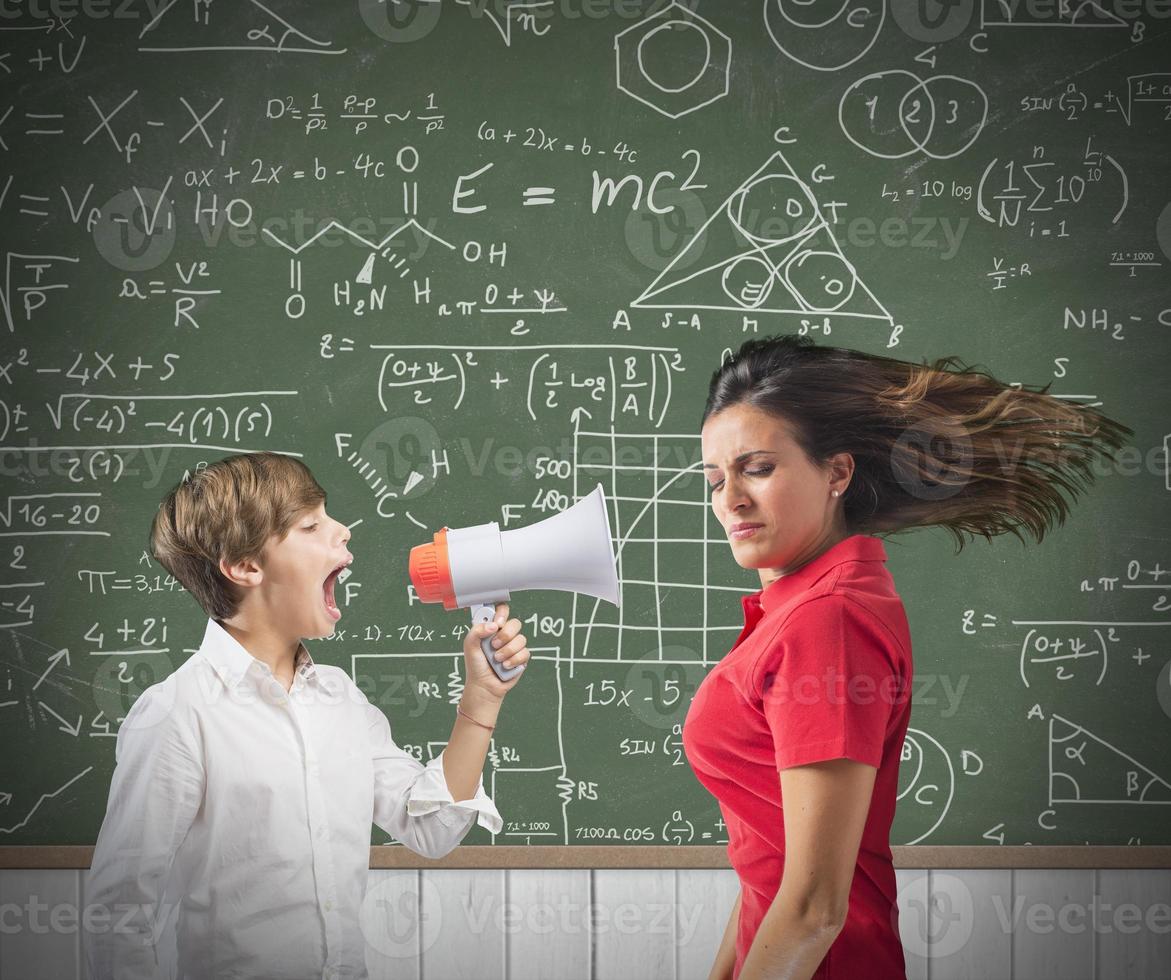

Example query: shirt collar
[198,618,318,689]
[753,534,888,614]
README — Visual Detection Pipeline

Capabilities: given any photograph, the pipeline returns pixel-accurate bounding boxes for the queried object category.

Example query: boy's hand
[463,602,529,701]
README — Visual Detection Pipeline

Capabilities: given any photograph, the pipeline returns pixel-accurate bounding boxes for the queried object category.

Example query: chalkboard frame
[5,0,1169,872]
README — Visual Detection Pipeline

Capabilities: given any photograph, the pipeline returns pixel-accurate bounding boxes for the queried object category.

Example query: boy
[85,451,529,980]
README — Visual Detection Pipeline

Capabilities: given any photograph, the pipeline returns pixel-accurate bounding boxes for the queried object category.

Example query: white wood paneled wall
[2,867,1168,979]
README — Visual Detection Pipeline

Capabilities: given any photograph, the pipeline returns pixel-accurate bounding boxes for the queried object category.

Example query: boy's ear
[219,555,263,588]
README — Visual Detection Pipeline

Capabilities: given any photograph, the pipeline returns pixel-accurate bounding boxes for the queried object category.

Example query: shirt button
[324,900,333,911]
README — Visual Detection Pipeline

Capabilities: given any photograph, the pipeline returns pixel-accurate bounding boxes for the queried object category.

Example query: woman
[680,335,1132,980]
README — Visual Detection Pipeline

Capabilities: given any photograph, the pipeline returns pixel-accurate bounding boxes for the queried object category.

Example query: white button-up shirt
[85,617,502,980]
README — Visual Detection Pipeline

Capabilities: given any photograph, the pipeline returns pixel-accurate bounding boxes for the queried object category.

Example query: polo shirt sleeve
[754,593,905,771]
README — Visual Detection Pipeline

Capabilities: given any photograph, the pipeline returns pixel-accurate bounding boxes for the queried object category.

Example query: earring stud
[831,490,840,497]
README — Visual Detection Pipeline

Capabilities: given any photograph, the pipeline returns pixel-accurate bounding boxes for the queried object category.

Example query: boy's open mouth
[322,558,352,621]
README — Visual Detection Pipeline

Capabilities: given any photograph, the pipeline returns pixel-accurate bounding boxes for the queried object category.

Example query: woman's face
[700,403,852,579]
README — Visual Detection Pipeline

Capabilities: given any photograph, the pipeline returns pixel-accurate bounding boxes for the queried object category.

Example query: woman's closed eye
[707,465,774,493]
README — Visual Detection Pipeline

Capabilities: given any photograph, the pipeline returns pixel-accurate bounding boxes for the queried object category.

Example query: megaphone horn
[409,483,621,681]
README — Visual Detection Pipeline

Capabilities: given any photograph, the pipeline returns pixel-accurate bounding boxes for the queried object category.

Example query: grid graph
[570,426,755,674]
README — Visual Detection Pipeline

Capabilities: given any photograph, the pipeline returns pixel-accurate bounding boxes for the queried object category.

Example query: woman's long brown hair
[702,335,1134,551]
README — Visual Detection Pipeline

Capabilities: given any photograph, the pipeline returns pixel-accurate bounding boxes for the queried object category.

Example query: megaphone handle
[470,604,526,682]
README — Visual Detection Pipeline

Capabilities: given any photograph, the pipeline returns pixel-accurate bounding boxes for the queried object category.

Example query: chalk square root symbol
[614,0,732,119]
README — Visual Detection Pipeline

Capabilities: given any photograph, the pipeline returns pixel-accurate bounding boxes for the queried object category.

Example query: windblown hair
[703,335,1133,551]
[150,451,327,620]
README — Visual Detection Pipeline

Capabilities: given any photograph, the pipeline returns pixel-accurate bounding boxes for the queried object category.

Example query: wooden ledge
[3,845,1170,870]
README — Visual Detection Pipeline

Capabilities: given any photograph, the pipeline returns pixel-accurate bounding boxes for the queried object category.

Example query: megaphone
[408,483,621,681]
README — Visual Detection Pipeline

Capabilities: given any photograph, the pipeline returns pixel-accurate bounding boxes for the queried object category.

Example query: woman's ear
[828,452,854,493]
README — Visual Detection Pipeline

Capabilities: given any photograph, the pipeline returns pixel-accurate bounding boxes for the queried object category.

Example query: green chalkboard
[2,0,1169,855]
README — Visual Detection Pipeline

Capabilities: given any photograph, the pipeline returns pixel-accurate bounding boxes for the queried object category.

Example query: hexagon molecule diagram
[614,1,731,119]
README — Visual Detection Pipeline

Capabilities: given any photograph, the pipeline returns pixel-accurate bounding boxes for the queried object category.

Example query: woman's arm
[707,888,742,980]
[738,758,877,980]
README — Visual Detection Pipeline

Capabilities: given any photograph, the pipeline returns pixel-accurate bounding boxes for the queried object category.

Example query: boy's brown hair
[150,451,327,621]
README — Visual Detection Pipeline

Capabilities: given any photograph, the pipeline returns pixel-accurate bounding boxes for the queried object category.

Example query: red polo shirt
[681,534,912,979]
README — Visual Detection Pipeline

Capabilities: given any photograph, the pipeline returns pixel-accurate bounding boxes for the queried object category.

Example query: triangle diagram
[139,0,347,54]
[632,150,892,324]
[987,0,1126,25]
[1049,713,1171,804]
[1064,0,1128,25]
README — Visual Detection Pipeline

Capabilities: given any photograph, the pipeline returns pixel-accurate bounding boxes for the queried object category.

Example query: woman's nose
[722,477,750,510]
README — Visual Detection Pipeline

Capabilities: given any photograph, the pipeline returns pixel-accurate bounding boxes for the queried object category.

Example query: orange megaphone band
[408,527,459,610]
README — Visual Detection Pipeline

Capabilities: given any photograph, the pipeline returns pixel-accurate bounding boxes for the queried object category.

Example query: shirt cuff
[405,749,503,835]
